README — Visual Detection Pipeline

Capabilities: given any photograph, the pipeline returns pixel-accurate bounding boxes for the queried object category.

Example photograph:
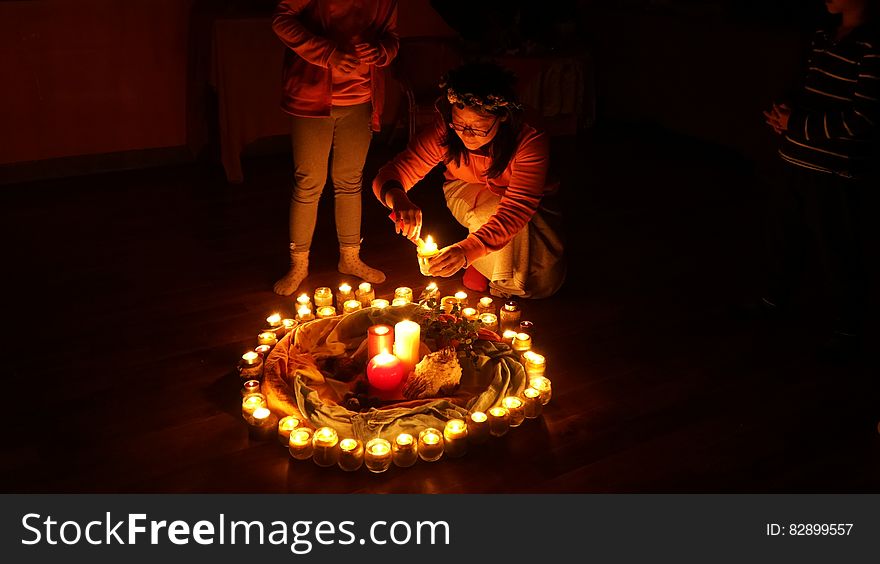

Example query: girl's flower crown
[441,84,523,113]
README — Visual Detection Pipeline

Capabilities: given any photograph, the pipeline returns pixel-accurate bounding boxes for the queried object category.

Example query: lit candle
[477,296,494,315]
[242,350,267,380]
[296,305,315,322]
[521,387,543,419]
[336,283,354,307]
[418,428,444,462]
[499,300,522,333]
[393,320,421,373]
[488,406,510,437]
[343,299,362,314]
[468,411,490,444]
[440,296,459,313]
[296,293,312,310]
[461,307,479,321]
[257,332,278,347]
[423,282,440,301]
[241,379,261,397]
[337,438,364,472]
[518,320,535,335]
[364,438,392,473]
[454,291,468,306]
[392,433,418,467]
[479,313,499,333]
[443,419,468,458]
[502,396,525,428]
[248,407,274,440]
[391,297,409,307]
[502,329,518,345]
[417,236,440,276]
[255,343,271,356]
[522,351,546,376]
[394,287,413,303]
[370,298,390,309]
[277,416,300,446]
[367,324,394,358]
[281,318,297,336]
[356,282,375,308]
[312,427,340,467]
[529,377,552,405]
[366,352,407,391]
[316,306,337,319]
[512,332,532,352]
[266,313,282,328]
[314,287,333,307]
[288,428,314,460]
[241,351,261,366]
[241,393,267,421]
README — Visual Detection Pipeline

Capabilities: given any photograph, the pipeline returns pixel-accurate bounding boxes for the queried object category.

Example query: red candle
[367,353,406,391]
[367,324,394,359]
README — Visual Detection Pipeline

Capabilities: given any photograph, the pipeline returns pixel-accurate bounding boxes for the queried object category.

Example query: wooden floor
[3,125,878,493]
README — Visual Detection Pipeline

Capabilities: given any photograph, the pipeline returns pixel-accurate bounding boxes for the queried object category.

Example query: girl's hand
[329,48,360,73]
[389,190,423,241]
[428,245,467,277]
[354,43,382,65]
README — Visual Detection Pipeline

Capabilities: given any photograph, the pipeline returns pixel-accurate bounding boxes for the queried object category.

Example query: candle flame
[359,282,372,292]
[339,283,352,293]
[252,407,270,420]
[340,438,359,451]
[523,387,541,399]
[242,351,259,361]
[502,396,523,409]
[297,293,310,303]
[279,416,299,430]
[446,419,466,433]
[291,430,311,445]
[266,313,282,324]
[471,411,488,423]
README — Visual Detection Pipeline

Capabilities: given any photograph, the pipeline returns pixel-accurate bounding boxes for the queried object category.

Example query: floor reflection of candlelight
[314,287,333,307]
[312,427,340,467]
[488,406,510,437]
[277,416,300,446]
[392,433,418,467]
[418,428,444,462]
[522,387,543,419]
[288,428,314,460]
[502,396,525,428]
[365,438,393,473]
[529,377,552,405]
[443,419,468,458]
[337,438,364,472]
[468,412,490,444]
[356,282,375,308]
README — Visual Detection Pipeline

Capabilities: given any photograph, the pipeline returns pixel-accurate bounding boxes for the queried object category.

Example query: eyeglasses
[448,117,499,137]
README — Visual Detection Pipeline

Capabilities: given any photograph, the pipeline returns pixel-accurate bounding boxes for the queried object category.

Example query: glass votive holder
[418,428,444,462]
[241,379,261,397]
[337,438,364,472]
[254,344,272,358]
[522,351,546,376]
[314,287,333,307]
[499,300,522,333]
[280,318,297,337]
[370,298,390,309]
[502,396,525,428]
[248,407,275,441]
[277,416,300,446]
[443,419,468,458]
[257,332,278,347]
[477,296,494,315]
[440,296,458,313]
[529,376,552,405]
[518,320,535,335]
[365,438,393,473]
[316,306,337,319]
[239,351,263,380]
[356,282,375,308]
[394,287,413,303]
[479,313,499,333]
[296,305,315,322]
[392,433,419,467]
[241,350,262,366]
[512,332,532,352]
[312,427,340,467]
[461,307,479,321]
[391,297,409,307]
[522,387,543,419]
[241,393,267,421]
[488,406,510,437]
[336,283,354,307]
[342,299,362,314]
[468,411,490,444]
[265,313,282,329]
[296,293,312,310]
[288,428,314,460]
[502,330,518,346]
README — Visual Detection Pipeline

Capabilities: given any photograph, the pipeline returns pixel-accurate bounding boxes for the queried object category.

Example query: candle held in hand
[417,235,440,276]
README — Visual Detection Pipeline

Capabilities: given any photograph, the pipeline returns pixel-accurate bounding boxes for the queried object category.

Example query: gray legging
[289,102,372,249]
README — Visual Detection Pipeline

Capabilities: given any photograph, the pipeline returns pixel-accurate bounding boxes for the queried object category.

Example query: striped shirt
[779,26,880,178]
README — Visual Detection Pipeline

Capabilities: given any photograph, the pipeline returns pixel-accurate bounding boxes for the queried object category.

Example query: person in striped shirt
[761,0,878,358]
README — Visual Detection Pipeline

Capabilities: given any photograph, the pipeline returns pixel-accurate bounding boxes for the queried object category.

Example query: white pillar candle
[288,428,314,460]
[502,396,525,428]
[418,428,444,462]
[312,427,340,467]
[365,438,393,473]
[337,438,364,472]
[314,287,333,307]
[393,320,421,373]
[356,282,375,307]
[443,419,468,458]
[468,411,490,444]
[392,433,418,467]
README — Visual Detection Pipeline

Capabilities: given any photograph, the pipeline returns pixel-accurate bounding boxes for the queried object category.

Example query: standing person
[272,0,398,296]
[373,62,566,298]
[761,0,878,358]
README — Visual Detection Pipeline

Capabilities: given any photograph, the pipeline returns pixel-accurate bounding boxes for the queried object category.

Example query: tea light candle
[479,313,499,333]
[394,286,413,303]
[454,291,468,306]
[266,313,282,328]
[356,282,375,308]
[257,332,278,347]
[241,351,261,366]
[529,377,552,405]
[281,318,297,335]
[367,324,394,358]
[277,416,300,445]
[366,352,407,391]
[365,438,393,473]
[254,344,272,357]
[316,306,337,319]
[314,287,333,307]
[343,299,362,314]
[502,329,518,345]
[477,296,494,315]
[370,298,390,309]
[461,307,479,321]
[518,320,535,335]
[296,293,312,310]
[242,351,266,380]
[502,396,525,428]
[440,296,458,313]
[296,305,315,322]
[418,428,444,462]
[522,351,546,376]
[288,428,314,460]
[241,393,267,420]
[392,433,418,467]
[393,319,421,373]
[521,387,543,419]
[241,379,261,397]
[337,438,364,472]
[512,332,532,352]
[417,236,440,276]
[468,411,490,444]
[248,407,274,440]
[499,300,522,333]
[391,297,409,307]
[488,406,510,436]
[443,419,468,458]
[312,427,340,467]
[336,283,354,307]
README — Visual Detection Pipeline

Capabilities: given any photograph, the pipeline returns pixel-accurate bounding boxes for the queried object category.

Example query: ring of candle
[365,438,393,473]
[488,406,510,437]
[392,433,419,467]
[370,298,390,309]
[502,396,526,428]
[277,416,300,445]
[288,428,315,460]
[337,438,365,472]
[418,428,444,462]
[522,387,543,419]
